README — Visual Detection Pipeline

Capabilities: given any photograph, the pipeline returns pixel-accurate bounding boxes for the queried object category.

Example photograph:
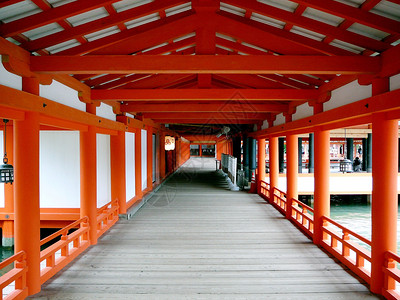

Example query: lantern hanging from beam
[165,136,175,151]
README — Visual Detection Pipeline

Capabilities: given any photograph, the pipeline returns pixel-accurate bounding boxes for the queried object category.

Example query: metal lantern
[339,159,353,173]
[0,119,13,184]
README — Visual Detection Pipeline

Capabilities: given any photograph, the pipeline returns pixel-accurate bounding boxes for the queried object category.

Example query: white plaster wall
[141,129,147,190]
[97,133,111,208]
[0,132,4,208]
[324,80,371,112]
[273,113,285,126]
[125,132,135,202]
[40,80,86,111]
[97,102,116,121]
[39,131,80,208]
[0,55,22,90]
[293,102,313,121]
[261,119,269,130]
[390,73,400,91]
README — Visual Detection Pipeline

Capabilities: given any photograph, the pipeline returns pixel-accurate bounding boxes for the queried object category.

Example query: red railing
[271,187,287,215]
[383,251,400,300]
[291,198,314,238]
[97,200,119,239]
[260,180,270,200]
[0,251,28,300]
[321,216,371,284]
[40,217,90,284]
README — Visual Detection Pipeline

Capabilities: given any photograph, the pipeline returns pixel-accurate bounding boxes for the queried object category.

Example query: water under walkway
[30,158,378,299]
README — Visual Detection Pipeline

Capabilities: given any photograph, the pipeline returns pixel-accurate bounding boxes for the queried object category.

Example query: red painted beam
[91,88,319,101]
[290,0,400,35]
[56,12,196,56]
[0,0,119,37]
[142,112,269,119]
[21,0,188,52]
[120,102,288,113]
[225,0,390,53]
[216,11,354,56]
[31,55,381,75]
[152,119,260,124]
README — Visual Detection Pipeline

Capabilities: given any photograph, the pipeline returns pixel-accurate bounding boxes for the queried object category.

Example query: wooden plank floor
[30,158,379,299]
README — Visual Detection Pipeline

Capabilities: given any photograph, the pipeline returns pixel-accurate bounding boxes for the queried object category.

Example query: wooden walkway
[30,158,378,299]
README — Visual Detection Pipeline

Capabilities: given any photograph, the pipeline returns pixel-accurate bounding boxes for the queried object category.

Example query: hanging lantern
[0,119,13,184]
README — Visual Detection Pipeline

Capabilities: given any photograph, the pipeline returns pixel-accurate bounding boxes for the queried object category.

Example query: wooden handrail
[40,216,89,246]
[321,216,371,246]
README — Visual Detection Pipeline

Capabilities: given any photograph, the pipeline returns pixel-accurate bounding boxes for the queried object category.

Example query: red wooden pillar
[111,131,126,214]
[135,128,142,199]
[286,134,298,219]
[269,137,279,197]
[80,104,97,245]
[160,132,165,180]
[3,121,14,247]
[257,138,266,194]
[313,129,330,245]
[14,77,41,295]
[146,127,153,189]
[370,78,397,294]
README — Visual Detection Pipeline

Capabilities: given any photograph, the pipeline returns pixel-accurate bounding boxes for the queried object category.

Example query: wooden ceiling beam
[0,0,119,37]
[225,0,390,53]
[290,0,400,35]
[31,55,381,75]
[21,0,188,52]
[121,102,288,113]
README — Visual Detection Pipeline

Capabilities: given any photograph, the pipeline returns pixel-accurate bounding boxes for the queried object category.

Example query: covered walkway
[30,158,376,299]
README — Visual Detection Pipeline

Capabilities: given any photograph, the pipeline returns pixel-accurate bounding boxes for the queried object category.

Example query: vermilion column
[370,78,397,294]
[135,128,143,199]
[269,137,279,199]
[80,104,97,245]
[257,138,266,194]
[286,134,298,219]
[14,77,40,295]
[313,129,330,245]
[111,131,126,214]
[146,127,153,189]
[160,132,166,180]
[3,122,14,247]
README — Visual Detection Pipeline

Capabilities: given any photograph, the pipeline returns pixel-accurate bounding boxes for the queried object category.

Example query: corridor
[30,158,377,299]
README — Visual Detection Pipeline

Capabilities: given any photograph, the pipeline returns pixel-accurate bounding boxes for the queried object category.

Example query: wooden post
[313,128,330,245]
[111,131,126,214]
[370,77,397,294]
[286,134,298,219]
[257,138,266,194]
[15,77,41,295]
[80,104,97,245]
[269,137,279,197]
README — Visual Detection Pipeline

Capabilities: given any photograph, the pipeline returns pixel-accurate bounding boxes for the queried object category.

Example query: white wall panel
[40,80,86,111]
[390,73,400,91]
[293,102,313,121]
[97,102,116,121]
[39,131,80,208]
[141,129,147,190]
[0,55,22,90]
[273,113,285,126]
[125,132,135,202]
[324,80,371,112]
[97,134,111,208]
